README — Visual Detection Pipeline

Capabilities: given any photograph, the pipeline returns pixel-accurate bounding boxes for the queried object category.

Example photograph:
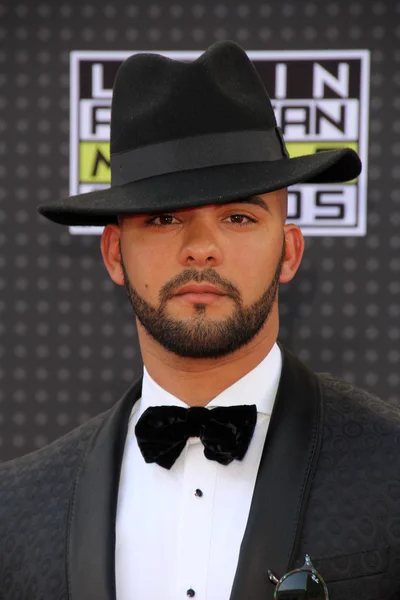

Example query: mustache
[160,268,241,303]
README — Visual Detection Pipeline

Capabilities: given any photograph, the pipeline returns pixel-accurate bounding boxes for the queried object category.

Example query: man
[1,40,399,600]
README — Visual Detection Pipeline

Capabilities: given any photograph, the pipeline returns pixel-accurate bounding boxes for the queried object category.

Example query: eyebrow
[224,196,271,214]
[138,195,271,220]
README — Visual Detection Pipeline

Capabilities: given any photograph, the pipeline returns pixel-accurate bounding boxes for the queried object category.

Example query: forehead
[174,196,272,214]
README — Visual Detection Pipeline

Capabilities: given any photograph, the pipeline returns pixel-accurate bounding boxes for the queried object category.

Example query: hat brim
[38,148,361,226]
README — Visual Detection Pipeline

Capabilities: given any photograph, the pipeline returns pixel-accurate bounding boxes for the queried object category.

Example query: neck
[137,309,279,406]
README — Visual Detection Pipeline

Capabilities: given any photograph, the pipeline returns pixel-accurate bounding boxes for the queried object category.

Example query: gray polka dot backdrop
[0,0,399,460]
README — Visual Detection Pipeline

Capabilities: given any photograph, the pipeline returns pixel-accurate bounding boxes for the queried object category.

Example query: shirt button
[186,589,195,597]
[194,488,203,497]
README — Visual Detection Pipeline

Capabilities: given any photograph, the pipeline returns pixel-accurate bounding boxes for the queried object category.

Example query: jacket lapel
[67,376,143,600]
[229,344,324,600]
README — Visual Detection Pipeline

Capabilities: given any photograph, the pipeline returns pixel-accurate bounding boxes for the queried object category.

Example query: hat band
[111,128,288,186]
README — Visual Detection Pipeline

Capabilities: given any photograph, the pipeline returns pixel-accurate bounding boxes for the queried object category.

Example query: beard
[120,241,285,359]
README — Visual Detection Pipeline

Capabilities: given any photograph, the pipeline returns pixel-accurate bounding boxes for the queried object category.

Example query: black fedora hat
[38,40,362,227]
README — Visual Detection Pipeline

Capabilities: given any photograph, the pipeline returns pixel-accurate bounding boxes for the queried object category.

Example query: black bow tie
[135,404,258,470]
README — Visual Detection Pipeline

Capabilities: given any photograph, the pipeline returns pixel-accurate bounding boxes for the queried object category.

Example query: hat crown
[110,41,278,154]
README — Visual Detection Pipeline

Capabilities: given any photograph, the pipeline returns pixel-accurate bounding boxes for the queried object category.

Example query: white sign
[69,49,370,236]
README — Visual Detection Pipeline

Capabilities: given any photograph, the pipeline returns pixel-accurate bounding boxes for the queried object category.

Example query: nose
[178,219,224,268]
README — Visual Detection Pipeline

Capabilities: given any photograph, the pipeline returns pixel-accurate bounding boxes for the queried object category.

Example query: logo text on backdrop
[69,50,370,236]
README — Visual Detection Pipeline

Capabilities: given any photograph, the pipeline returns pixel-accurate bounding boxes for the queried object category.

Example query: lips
[175,284,226,296]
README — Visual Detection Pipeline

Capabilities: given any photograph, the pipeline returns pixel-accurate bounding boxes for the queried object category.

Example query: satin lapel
[67,376,143,600]
[230,344,324,600]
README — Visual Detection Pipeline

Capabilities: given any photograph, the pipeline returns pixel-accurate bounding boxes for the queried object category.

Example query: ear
[280,224,304,283]
[100,224,125,286]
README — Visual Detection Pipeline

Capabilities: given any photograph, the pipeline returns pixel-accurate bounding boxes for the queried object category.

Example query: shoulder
[281,343,400,425]
[317,371,400,430]
[0,410,112,595]
[0,408,110,488]
[0,409,112,568]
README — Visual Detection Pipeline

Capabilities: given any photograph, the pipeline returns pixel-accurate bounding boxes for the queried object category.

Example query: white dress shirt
[115,343,282,600]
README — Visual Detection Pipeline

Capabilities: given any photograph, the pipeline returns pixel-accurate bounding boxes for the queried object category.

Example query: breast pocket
[313,547,388,582]
[312,546,400,600]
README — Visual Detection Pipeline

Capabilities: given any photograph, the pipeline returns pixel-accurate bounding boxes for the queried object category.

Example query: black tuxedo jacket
[1,345,400,600]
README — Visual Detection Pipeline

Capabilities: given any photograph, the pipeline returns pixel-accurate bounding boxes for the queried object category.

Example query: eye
[145,214,180,227]
[225,214,257,226]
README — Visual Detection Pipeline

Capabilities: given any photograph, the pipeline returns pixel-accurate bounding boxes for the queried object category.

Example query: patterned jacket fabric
[296,376,400,600]
[0,412,108,600]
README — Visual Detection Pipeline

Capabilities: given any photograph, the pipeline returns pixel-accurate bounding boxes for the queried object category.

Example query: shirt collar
[135,343,282,419]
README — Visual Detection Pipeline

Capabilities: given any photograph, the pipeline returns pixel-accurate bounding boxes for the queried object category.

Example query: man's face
[103,189,303,359]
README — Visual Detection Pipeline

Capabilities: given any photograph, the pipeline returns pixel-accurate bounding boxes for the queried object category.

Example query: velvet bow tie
[135,404,258,470]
